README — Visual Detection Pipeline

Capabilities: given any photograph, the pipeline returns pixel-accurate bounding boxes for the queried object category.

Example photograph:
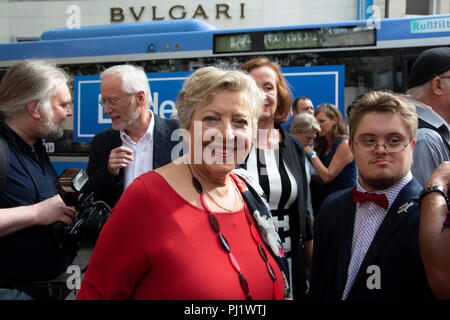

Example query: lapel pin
[397,202,414,214]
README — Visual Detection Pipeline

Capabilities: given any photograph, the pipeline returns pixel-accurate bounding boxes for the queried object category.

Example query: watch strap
[419,185,450,210]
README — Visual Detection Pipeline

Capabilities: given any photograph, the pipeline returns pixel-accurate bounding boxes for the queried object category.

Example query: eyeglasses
[354,137,411,153]
[302,135,316,142]
[100,94,133,108]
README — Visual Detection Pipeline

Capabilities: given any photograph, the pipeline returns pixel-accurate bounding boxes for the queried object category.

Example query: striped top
[244,146,298,258]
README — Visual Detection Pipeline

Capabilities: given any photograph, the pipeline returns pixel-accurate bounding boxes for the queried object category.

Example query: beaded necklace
[187,165,281,300]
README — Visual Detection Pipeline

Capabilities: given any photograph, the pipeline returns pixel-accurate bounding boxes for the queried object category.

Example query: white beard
[37,102,64,141]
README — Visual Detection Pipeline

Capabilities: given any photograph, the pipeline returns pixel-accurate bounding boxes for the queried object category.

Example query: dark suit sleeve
[310,201,328,298]
[152,115,182,169]
[84,132,123,208]
[291,134,314,241]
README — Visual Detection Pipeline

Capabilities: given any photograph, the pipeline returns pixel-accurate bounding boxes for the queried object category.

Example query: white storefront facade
[3,0,449,44]
[0,0,359,43]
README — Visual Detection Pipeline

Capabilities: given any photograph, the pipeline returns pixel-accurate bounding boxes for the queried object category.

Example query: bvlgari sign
[110,3,246,22]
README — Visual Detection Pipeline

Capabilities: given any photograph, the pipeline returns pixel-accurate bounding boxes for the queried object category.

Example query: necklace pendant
[228,252,241,273]
[257,243,268,262]
[218,232,231,253]
[250,224,260,244]
[192,177,203,194]
[266,262,277,282]
[209,213,220,233]
[245,207,253,225]
[238,273,250,296]
[200,193,213,212]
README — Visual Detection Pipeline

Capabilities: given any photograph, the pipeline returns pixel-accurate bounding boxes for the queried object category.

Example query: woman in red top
[76,66,290,300]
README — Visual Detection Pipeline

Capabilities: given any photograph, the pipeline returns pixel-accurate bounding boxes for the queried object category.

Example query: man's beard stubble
[358,169,408,191]
[38,104,64,141]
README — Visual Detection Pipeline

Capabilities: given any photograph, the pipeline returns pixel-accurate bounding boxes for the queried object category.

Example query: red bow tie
[352,189,389,209]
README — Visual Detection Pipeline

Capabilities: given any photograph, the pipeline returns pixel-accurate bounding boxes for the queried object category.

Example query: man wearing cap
[407,47,450,187]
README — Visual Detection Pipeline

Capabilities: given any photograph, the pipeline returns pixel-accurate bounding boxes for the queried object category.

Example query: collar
[356,171,413,210]
[6,124,44,156]
[120,109,154,143]
[409,98,449,132]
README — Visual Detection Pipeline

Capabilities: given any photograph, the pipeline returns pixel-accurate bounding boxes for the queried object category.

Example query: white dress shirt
[120,110,155,189]
[341,171,413,300]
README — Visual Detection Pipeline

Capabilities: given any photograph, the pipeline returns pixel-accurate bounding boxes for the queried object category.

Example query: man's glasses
[354,137,411,153]
[302,135,316,142]
[100,94,133,108]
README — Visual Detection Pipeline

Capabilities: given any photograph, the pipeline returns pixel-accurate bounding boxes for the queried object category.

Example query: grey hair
[290,113,321,135]
[406,81,430,100]
[0,60,70,120]
[176,66,265,130]
[100,64,152,106]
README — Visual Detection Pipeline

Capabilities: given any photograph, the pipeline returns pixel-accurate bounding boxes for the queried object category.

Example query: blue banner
[73,66,344,142]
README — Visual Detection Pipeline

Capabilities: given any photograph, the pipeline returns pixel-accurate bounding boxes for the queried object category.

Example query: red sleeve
[76,177,154,300]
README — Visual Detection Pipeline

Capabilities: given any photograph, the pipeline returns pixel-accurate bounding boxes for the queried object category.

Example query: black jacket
[310,178,433,300]
[84,114,180,208]
[241,124,312,299]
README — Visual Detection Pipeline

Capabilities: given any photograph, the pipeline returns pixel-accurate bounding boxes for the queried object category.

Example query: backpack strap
[418,118,450,156]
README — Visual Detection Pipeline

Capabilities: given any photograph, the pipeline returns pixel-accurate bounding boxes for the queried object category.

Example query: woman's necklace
[187,164,281,300]
[202,179,237,212]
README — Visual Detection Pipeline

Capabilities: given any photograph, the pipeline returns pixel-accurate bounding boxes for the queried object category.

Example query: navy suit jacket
[310,178,433,300]
[84,113,180,208]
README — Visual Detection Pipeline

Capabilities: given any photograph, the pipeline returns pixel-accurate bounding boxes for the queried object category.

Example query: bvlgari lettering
[110,3,245,23]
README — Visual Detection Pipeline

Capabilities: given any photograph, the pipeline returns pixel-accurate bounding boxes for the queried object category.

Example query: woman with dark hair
[239,57,312,299]
[306,103,357,207]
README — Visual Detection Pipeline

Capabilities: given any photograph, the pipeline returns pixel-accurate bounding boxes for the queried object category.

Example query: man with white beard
[0,60,77,300]
[84,65,179,208]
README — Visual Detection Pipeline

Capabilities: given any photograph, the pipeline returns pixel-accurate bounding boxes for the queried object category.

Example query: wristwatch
[419,185,450,209]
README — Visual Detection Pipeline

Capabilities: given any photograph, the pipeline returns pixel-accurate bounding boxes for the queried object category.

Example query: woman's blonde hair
[176,66,265,130]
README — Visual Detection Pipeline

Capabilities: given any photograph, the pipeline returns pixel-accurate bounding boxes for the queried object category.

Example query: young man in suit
[310,91,433,300]
[84,65,180,208]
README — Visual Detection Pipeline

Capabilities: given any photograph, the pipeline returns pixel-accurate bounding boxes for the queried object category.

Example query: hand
[32,194,78,226]
[426,161,450,193]
[107,146,134,176]
[305,145,314,155]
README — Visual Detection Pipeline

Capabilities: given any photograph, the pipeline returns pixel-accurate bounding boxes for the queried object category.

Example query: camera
[52,168,111,255]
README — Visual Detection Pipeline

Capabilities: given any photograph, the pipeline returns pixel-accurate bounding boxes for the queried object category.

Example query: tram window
[264,26,376,51]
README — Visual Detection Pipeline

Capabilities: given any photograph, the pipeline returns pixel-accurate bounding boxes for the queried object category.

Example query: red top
[76,171,284,300]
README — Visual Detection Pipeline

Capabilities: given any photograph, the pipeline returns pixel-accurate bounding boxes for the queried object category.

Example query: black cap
[408,47,450,89]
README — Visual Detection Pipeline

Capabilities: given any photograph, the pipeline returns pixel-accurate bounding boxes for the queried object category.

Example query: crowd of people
[0,46,449,301]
